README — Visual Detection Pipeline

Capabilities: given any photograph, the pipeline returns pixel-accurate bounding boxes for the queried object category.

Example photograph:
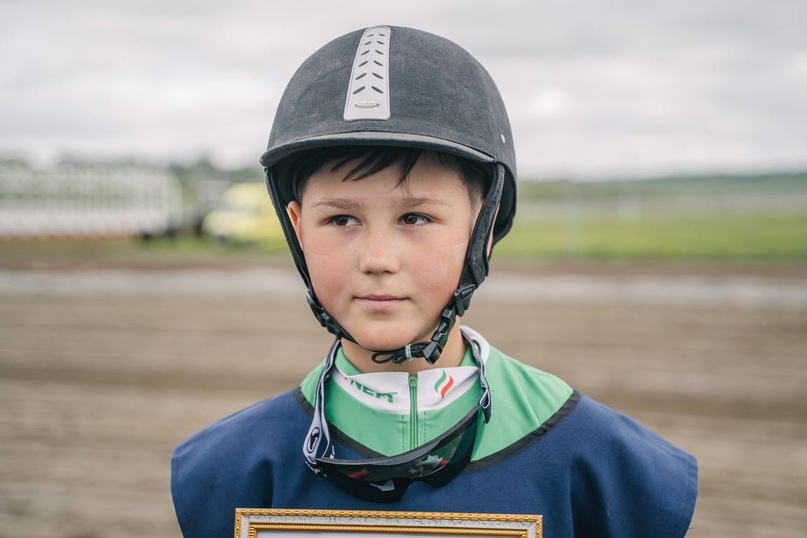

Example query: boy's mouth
[354,294,406,312]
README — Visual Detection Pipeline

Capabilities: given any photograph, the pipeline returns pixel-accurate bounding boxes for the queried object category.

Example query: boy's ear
[287,201,304,248]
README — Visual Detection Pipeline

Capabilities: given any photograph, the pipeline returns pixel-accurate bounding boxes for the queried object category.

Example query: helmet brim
[260,131,495,169]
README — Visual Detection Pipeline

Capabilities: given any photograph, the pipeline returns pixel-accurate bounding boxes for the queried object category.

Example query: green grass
[2,213,806,266]
[0,236,292,268]
[495,213,807,260]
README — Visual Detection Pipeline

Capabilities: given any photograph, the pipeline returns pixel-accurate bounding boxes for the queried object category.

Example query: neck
[340,322,467,375]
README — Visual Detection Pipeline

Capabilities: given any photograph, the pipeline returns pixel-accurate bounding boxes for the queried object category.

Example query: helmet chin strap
[305,284,473,366]
[369,283,475,365]
[269,164,505,367]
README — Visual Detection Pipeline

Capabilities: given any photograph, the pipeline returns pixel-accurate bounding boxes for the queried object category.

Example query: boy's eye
[328,215,357,227]
[400,213,430,226]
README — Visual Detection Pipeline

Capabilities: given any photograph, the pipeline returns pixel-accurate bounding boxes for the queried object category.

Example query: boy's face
[288,153,478,360]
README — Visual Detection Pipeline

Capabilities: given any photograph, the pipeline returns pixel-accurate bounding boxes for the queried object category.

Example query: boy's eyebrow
[398,195,453,208]
[310,198,364,211]
[310,195,453,211]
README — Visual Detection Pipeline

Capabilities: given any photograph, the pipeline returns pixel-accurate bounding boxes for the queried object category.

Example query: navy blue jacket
[172,388,697,538]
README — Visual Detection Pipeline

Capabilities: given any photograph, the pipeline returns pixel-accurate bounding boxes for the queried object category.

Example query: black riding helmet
[261,25,516,365]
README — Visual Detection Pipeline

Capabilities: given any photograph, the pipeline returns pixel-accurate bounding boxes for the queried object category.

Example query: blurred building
[0,161,183,239]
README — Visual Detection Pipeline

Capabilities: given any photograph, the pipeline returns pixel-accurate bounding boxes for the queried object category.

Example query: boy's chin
[339,318,437,349]
[346,329,435,355]
[353,337,420,353]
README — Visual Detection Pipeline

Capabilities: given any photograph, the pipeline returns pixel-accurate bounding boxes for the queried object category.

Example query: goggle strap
[302,338,339,472]
[468,336,492,423]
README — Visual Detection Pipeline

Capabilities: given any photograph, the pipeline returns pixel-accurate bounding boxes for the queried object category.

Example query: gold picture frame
[235,509,542,538]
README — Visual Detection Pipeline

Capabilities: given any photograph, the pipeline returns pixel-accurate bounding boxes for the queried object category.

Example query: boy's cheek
[300,234,350,258]
[308,266,345,298]
[418,239,472,253]
[304,244,343,258]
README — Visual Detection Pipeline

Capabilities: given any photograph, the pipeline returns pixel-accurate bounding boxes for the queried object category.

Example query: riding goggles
[302,334,492,502]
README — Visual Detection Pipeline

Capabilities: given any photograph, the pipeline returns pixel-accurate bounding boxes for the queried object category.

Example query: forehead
[303,153,470,202]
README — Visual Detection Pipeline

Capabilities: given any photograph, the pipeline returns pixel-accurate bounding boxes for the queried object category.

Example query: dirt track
[1,264,806,537]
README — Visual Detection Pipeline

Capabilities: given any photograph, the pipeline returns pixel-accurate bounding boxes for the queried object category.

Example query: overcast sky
[2,0,806,178]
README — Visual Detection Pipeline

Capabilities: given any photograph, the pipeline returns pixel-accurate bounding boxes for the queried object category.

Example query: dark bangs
[288,146,489,205]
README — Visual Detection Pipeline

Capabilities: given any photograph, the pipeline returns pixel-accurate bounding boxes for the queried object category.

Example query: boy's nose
[358,229,401,274]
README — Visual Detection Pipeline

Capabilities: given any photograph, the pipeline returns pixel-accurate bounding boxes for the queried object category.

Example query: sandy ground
[1,263,806,537]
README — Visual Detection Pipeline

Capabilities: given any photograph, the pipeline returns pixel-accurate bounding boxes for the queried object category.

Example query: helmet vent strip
[344,26,391,121]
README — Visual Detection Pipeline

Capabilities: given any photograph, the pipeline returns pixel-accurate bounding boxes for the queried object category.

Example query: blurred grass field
[497,172,807,261]
[3,171,807,265]
[3,164,806,264]
[497,213,807,260]
[2,212,806,268]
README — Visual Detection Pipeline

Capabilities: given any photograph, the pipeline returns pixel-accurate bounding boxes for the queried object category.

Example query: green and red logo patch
[434,371,454,399]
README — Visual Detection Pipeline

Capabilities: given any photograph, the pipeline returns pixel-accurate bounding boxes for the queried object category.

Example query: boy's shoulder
[473,341,697,536]
[553,395,699,536]
[480,336,694,466]
[171,388,313,538]
[173,388,311,470]
[171,391,306,495]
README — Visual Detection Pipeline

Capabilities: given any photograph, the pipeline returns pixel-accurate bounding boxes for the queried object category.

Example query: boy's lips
[354,294,406,312]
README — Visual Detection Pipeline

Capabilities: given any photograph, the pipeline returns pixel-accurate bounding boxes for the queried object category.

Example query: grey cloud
[1,0,806,175]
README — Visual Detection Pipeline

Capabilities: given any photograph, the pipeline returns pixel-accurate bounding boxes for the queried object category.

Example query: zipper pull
[409,376,419,449]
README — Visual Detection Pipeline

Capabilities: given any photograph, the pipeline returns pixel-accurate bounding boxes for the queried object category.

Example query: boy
[171,26,697,537]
